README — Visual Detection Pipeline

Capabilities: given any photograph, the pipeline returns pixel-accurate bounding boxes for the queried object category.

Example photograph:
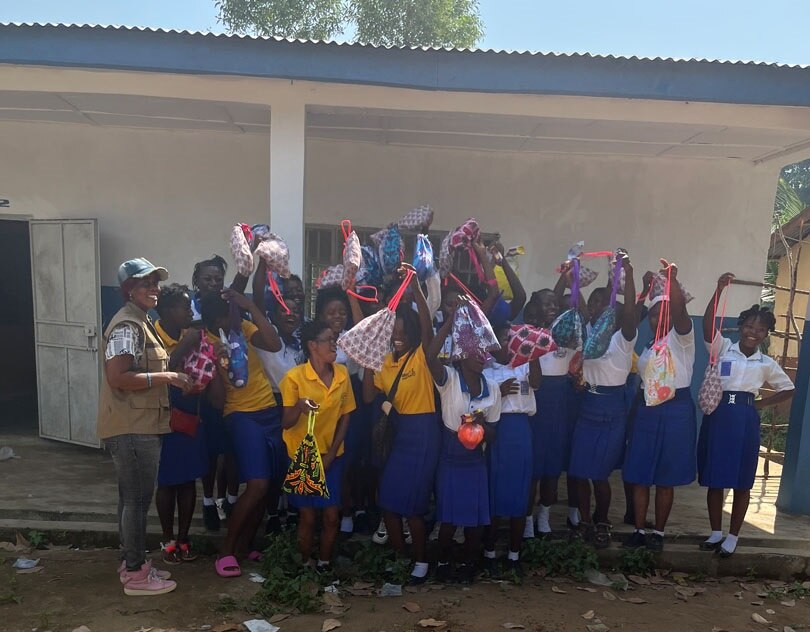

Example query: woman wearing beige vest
[98,258,191,596]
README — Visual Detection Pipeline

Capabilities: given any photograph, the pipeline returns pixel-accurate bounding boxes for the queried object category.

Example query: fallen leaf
[785,627,797,632]
[72,627,92,632]
[751,601,765,606]
[711,628,730,632]
[345,587,373,597]
[766,609,775,615]
[15,532,31,550]
[752,613,770,625]
[322,619,342,632]
[16,566,43,574]
[780,599,795,607]
[734,591,743,600]
[551,586,567,594]
[675,592,688,602]
[353,581,374,589]
[602,591,617,601]
[676,587,697,598]
[581,610,595,620]
[323,592,343,607]
[586,625,609,632]
[624,597,647,604]
[403,602,422,613]
[576,587,598,593]
[628,575,650,586]
[418,619,447,628]
[441,598,461,607]
[501,624,525,629]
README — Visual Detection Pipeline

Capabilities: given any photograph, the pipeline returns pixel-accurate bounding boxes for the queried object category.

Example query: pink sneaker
[118,560,171,583]
[121,563,177,596]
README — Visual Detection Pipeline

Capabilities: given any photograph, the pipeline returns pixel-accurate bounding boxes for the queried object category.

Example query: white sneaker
[453,526,465,544]
[523,516,535,539]
[215,498,226,521]
[403,519,413,545]
[372,519,388,545]
[429,521,441,541]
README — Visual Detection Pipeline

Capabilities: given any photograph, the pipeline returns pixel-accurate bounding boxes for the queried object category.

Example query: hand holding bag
[698,286,728,415]
[341,220,363,291]
[282,411,329,498]
[229,223,255,277]
[507,324,557,368]
[337,269,415,371]
[583,257,623,360]
[371,348,416,465]
[183,330,217,389]
[448,218,486,283]
[450,299,500,361]
[254,232,291,279]
[643,267,677,406]
[438,233,453,279]
[413,234,435,281]
[224,300,249,388]
[551,259,585,351]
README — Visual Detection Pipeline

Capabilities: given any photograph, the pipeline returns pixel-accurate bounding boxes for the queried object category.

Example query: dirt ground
[2,547,810,632]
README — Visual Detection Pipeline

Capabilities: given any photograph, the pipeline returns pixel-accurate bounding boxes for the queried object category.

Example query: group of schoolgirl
[153,215,794,587]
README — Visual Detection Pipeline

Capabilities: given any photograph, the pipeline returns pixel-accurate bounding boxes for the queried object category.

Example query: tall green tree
[215,0,484,48]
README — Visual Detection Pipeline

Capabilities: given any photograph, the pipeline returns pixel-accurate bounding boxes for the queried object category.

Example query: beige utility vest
[97,302,170,440]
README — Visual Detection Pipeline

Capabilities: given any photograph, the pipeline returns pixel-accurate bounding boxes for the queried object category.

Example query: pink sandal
[215,555,242,578]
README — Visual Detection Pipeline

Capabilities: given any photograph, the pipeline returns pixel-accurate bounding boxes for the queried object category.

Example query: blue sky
[5,0,810,64]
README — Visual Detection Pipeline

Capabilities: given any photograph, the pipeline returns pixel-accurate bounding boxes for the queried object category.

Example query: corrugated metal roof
[2,22,806,68]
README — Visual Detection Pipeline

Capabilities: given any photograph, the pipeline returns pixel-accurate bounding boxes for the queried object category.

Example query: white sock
[227,494,238,505]
[411,562,429,578]
[484,549,496,559]
[203,496,215,507]
[317,559,330,568]
[568,506,581,526]
[340,517,354,533]
[354,510,366,517]
[536,504,552,533]
[523,516,535,539]
[636,529,646,535]
[705,530,723,544]
[507,550,520,561]
[721,534,738,553]
[653,530,665,537]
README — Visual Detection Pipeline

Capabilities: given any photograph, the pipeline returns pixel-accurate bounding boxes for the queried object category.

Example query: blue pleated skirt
[158,424,209,487]
[435,428,490,528]
[289,455,345,509]
[201,397,230,459]
[623,388,697,487]
[568,388,627,481]
[531,376,576,478]
[378,411,441,517]
[226,407,287,483]
[488,413,533,518]
[343,376,374,468]
[698,392,761,490]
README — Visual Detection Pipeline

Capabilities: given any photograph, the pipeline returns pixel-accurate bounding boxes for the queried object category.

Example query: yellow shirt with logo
[373,345,436,415]
[280,362,356,458]
[207,321,276,417]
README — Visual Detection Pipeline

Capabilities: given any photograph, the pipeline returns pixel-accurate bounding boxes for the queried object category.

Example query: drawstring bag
[561,241,607,289]
[449,218,486,283]
[223,300,249,388]
[438,233,453,279]
[450,299,500,361]
[282,411,329,498]
[583,257,623,360]
[341,220,362,291]
[651,272,694,304]
[316,265,344,290]
[643,267,677,406]
[183,331,217,389]
[698,286,728,415]
[229,224,254,277]
[357,245,384,288]
[377,226,404,276]
[254,232,291,279]
[338,269,415,371]
[425,268,441,318]
[413,234,435,281]
[551,259,585,350]
[396,205,434,231]
[251,223,271,243]
[507,324,558,368]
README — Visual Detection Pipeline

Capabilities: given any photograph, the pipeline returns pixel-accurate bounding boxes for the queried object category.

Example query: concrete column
[270,98,306,276]
[776,300,810,515]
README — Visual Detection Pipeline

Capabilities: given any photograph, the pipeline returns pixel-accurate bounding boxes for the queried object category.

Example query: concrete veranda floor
[0,433,807,546]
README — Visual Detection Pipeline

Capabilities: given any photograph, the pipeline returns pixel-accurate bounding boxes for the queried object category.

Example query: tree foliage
[781,158,810,206]
[215,0,484,48]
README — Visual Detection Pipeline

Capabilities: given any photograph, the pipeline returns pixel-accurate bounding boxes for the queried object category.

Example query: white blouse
[583,330,637,387]
[539,347,577,377]
[706,333,794,395]
[483,362,536,415]
[435,366,502,432]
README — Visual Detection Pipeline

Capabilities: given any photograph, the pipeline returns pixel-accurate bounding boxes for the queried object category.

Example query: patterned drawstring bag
[507,324,558,368]
[223,299,249,388]
[357,245,384,288]
[643,267,677,406]
[251,223,271,243]
[316,265,344,290]
[254,232,291,279]
[560,241,608,289]
[341,220,362,291]
[337,269,415,371]
[448,218,486,284]
[413,234,435,281]
[583,257,623,360]
[450,299,501,361]
[377,225,404,276]
[396,205,434,231]
[438,233,453,279]
[182,331,217,390]
[282,411,329,498]
[229,223,254,277]
[698,285,728,415]
[551,259,585,350]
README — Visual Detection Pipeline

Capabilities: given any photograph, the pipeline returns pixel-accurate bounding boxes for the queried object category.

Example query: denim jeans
[105,434,161,571]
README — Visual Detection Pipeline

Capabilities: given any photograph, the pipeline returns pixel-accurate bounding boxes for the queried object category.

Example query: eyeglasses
[314,336,337,345]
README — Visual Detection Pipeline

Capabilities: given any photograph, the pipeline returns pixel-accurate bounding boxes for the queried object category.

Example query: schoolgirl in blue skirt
[697,274,794,557]
[623,261,696,552]
[524,292,582,538]
[359,270,440,585]
[428,300,502,584]
[482,323,540,574]
[568,253,638,549]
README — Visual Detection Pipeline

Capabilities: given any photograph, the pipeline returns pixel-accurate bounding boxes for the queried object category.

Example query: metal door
[30,219,101,447]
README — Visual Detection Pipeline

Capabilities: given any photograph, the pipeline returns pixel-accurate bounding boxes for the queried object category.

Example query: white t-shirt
[435,366,502,432]
[483,362,536,415]
[583,330,637,387]
[706,333,794,395]
[255,331,305,392]
[637,327,695,390]
[539,347,577,377]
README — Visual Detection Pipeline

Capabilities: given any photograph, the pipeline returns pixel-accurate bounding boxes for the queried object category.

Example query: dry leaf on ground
[780,599,795,607]
[71,627,92,632]
[602,591,617,601]
[551,586,567,594]
[765,609,775,615]
[322,619,342,632]
[501,624,525,629]
[711,628,730,632]
[586,624,609,632]
[624,597,647,604]
[750,601,764,606]
[418,618,448,628]
[751,613,770,625]
[581,610,595,620]
[403,602,422,613]
[576,587,598,593]
[628,575,650,586]
[323,592,343,607]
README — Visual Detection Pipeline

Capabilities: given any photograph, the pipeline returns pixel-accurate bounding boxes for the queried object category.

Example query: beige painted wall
[773,242,810,358]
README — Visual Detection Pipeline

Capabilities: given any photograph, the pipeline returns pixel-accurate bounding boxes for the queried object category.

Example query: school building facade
[1,23,810,512]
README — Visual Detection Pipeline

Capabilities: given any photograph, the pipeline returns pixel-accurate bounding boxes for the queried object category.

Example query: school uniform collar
[729,342,763,362]
[304,360,346,392]
[154,320,179,347]
[458,369,490,401]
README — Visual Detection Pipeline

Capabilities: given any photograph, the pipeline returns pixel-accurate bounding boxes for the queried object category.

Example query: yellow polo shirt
[207,321,276,417]
[280,362,356,458]
[155,321,180,354]
[373,346,436,415]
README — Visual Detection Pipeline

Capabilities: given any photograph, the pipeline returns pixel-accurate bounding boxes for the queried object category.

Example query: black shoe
[407,573,429,586]
[715,544,735,559]
[622,531,646,550]
[699,539,723,552]
[354,511,371,535]
[566,518,580,530]
[435,563,453,584]
[456,563,476,585]
[203,504,220,531]
[315,562,333,576]
[265,513,282,536]
[223,499,235,520]
[504,560,524,579]
[595,512,613,530]
[594,523,611,549]
[646,533,664,552]
[481,556,499,578]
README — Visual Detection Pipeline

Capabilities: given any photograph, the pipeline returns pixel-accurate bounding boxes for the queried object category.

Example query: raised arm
[223,288,281,353]
[491,243,527,320]
[703,273,734,343]
[362,367,379,405]
[252,258,268,314]
[427,306,456,383]
[403,264,434,350]
[620,254,638,341]
[660,260,691,335]
[471,238,500,315]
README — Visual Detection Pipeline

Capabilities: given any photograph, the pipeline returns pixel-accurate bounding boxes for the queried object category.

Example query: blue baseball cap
[117,258,169,286]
